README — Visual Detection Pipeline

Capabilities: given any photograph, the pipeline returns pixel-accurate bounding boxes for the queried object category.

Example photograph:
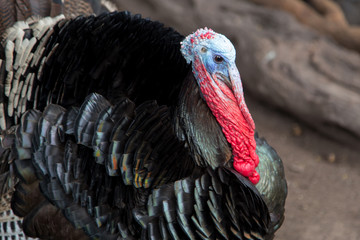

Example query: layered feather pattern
[10,92,271,239]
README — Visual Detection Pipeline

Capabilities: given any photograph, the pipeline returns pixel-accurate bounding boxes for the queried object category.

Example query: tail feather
[0,0,110,44]
[11,180,44,217]
[22,200,88,239]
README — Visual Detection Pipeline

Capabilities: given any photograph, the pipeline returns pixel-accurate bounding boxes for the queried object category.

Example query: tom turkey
[0,9,287,240]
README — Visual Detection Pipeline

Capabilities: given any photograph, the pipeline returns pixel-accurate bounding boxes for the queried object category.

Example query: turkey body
[0,11,287,240]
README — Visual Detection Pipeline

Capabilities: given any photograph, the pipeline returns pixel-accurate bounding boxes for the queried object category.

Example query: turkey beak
[228,63,244,106]
[228,63,255,129]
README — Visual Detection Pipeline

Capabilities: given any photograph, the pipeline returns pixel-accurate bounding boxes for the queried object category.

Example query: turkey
[0,10,287,240]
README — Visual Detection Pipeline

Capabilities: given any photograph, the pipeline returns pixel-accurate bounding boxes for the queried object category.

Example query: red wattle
[193,57,260,184]
[249,171,260,184]
[233,159,255,177]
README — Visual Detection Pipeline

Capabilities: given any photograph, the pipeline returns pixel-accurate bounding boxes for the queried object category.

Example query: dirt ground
[246,94,360,240]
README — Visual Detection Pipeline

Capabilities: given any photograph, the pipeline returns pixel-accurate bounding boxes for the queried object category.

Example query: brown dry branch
[307,0,347,24]
[249,0,360,53]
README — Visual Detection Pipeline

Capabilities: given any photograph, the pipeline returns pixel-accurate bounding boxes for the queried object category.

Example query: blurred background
[1,0,359,239]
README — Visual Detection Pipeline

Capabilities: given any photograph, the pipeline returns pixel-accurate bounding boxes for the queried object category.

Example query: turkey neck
[174,70,232,168]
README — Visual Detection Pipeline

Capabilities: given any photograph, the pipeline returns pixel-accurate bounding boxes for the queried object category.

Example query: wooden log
[114,0,360,145]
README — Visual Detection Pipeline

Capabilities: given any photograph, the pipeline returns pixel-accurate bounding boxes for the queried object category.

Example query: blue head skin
[180,28,236,85]
[180,28,254,130]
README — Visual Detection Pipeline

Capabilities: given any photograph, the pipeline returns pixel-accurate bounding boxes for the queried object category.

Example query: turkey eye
[214,55,223,63]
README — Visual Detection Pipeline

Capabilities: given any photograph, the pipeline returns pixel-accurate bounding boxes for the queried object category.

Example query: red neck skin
[193,57,260,184]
